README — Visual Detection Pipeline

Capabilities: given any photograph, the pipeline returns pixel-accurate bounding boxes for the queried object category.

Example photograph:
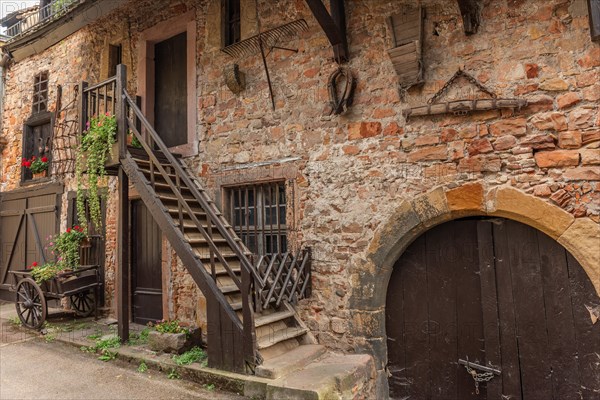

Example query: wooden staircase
[99,82,314,373]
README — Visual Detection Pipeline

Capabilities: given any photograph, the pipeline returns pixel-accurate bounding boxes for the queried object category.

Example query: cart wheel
[70,290,95,317]
[15,278,47,330]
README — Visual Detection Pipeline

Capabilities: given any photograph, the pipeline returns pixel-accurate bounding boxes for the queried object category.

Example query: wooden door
[154,32,187,149]
[386,218,600,399]
[0,184,61,300]
[131,201,163,325]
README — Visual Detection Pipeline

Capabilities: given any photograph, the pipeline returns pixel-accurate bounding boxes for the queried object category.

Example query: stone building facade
[0,0,598,396]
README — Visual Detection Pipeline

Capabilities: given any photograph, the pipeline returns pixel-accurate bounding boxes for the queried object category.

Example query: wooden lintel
[304,0,348,62]
[456,0,483,35]
[403,98,528,118]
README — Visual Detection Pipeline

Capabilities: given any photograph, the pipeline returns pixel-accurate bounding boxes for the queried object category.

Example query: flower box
[148,327,202,354]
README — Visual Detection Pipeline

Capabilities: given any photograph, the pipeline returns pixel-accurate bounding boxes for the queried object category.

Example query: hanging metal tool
[222,18,308,110]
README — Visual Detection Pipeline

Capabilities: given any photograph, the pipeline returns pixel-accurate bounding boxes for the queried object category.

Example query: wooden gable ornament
[387,6,425,89]
[402,69,528,119]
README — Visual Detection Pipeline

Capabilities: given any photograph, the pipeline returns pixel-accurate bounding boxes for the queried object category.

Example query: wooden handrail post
[241,264,257,370]
[78,81,88,136]
[116,64,130,343]
[116,64,127,158]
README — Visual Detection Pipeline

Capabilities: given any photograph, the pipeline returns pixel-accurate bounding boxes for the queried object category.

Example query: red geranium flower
[25,161,31,167]
[32,262,38,267]
[41,156,48,163]
[66,228,72,233]
[21,160,27,166]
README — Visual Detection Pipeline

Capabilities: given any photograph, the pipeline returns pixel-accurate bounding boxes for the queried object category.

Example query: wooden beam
[457,0,482,35]
[116,64,130,343]
[304,0,348,62]
[588,0,600,42]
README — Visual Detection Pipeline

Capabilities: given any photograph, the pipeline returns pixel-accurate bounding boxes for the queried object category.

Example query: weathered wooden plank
[537,230,581,398]
[388,41,419,58]
[403,98,528,117]
[477,221,503,398]
[503,220,552,399]
[456,220,485,399]
[398,235,429,398]
[566,253,600,397]
[427,223,458,399]
[588,0,600,42]
[386,244,408,399]
[492,221,523,399]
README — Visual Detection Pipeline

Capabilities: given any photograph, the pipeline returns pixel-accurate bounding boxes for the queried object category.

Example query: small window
[22,114,52,182]
[108,44,122,77]
[223,0,241,47]
[32,71,49,114]
[226,182,287,256]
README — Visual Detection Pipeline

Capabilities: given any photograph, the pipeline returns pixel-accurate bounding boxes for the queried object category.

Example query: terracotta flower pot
[32,170,48,179]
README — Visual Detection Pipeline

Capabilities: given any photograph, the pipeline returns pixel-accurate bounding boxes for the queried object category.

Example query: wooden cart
[10,265,101,329]
[10,234,103,329]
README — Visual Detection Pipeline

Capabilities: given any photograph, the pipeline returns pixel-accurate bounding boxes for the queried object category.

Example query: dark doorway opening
[131,200,163,325]
[154,32,188,149]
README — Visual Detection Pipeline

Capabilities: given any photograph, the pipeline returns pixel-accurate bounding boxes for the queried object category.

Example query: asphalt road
[0,307,244,400]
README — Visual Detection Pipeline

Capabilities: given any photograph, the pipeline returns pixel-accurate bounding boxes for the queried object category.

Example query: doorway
[137,11,197,156]
[154,32,188,148]
[386,218,600,399]
[131,200,163,325]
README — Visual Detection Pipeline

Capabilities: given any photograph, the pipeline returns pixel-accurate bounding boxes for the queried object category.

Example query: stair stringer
[121,154,253,368]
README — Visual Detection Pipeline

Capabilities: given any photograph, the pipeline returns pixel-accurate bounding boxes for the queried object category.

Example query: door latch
[459,357,501,395]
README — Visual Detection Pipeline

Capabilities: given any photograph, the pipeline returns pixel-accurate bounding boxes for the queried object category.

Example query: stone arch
[348,182,599,393]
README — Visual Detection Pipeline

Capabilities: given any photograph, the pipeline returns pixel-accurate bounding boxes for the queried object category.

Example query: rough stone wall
[195,0,599,353]
[0,0,598,380]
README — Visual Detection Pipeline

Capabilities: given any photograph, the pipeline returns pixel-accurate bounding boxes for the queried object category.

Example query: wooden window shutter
[387,6,425,88]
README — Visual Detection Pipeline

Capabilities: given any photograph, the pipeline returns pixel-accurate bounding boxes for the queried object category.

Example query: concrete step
[256,344,326,379]
[265,353,375,400]
[254,309,295,328]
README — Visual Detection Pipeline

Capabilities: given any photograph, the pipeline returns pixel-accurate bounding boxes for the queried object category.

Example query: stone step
[257,326,307,350]
[266,353,375,400]
[256,344,326,379]
[254,309,295,328]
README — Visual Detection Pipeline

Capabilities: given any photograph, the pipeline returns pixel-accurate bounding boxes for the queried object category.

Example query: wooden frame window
[22,112,52,182]
[223,0,241,47]
[32,71,49,114]
[226,182,287,256]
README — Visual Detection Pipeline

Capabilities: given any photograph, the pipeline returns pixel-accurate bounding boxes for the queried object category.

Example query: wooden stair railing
[80,66,314,374]
[120,89,260,372]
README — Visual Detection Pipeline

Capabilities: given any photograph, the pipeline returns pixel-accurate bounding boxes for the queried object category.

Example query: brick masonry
[0,0,599,392]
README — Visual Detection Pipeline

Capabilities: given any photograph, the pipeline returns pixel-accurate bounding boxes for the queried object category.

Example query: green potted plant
[147,320,202,354]
[21,155,49,179]
[76,113,117,230]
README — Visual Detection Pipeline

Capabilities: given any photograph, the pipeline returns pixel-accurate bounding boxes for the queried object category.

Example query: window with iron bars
[226,182,287,256]
[32,71,49,114]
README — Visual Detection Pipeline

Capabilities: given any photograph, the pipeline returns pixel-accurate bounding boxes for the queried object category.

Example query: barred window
[32,71,49,114]
[226,182,287,256]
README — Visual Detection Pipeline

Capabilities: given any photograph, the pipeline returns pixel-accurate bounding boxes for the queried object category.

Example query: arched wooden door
[386,218,600,399]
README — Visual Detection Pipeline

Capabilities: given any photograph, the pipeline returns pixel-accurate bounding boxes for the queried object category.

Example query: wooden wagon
[9,236,103,330]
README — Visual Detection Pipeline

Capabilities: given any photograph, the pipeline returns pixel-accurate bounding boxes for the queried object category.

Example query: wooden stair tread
[219,284,240,294]
[254,310,296,328]
[257,326,307,350]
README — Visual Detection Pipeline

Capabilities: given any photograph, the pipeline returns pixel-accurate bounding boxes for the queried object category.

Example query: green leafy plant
[172,347,206,366]
[151,320,189,335]
[137,361,148,373]
[204,384,215,391]
[47,225,86,269]
[8,316,21,326]
[167,369,181,380]
[81,335,121,361]
[76,113,116,231]
[128,130,142,149]
[50,0,74,15]
[128,327,151,346]
[21,155,49,174]
[29,262,60,283]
